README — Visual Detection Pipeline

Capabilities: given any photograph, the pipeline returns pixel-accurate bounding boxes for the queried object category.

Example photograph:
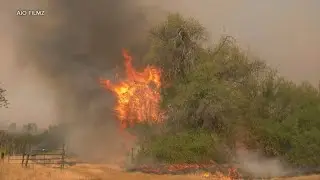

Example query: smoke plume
[7,0,156,162]
[236,149,293,178]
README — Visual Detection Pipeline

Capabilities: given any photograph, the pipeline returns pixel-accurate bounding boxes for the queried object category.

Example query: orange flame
[100,49,163,129]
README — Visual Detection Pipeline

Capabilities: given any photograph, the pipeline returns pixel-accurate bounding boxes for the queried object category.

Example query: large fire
[99,49,242,179]
[100,49,163,129]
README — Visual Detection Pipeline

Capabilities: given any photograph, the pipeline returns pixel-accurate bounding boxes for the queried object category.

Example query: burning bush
[100,49,163,129]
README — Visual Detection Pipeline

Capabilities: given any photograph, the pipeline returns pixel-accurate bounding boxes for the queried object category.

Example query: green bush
[251,80,320,166]
[137,130,228,164]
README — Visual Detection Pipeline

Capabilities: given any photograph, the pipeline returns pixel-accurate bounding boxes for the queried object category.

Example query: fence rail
[5,144,66,169]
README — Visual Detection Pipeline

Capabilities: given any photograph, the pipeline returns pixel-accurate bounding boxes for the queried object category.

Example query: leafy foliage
[137,130,227,164]
[144,13,207,82]
[136,14,320,168]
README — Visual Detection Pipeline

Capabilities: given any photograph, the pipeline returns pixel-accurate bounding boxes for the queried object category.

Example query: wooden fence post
[61,143,65,169]
[131,148,134,162]
[1,152,4,162]
[7,144,11,163]
[21,152,25,167]
[43,152,45,165]
[25,154,29,167]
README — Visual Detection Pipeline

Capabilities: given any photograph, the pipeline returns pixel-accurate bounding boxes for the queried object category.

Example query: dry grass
[0,162,221,180]
[0,162,87,180]
[0,161,319,180]
[273,175,320,180]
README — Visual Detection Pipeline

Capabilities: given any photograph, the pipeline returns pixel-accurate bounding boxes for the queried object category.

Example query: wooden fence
[6,144,66,169]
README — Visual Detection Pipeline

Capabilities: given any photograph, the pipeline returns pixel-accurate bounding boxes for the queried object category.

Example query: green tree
[144,13,208,83]
[136,13,320,168]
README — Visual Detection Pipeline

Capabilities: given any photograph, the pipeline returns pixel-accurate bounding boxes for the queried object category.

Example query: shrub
[136,130,228,164]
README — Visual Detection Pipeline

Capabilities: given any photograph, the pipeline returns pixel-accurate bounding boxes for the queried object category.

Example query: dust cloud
[0,0,319,164]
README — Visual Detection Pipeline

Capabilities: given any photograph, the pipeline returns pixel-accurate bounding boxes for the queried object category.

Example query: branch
[211,35,235,59]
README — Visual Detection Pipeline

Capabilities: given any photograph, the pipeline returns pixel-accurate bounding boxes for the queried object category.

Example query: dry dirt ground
[0,162,319,180]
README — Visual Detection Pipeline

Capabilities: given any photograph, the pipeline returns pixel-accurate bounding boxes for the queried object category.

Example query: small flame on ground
[201,168,242,180]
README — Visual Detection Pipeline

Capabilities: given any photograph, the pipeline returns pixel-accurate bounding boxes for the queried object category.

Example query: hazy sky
[0,0,319,127]
[148,0,320,83]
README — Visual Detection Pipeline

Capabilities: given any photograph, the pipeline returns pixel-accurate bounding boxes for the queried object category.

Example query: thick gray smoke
[18,0,149,121]
[11,0,154,162]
